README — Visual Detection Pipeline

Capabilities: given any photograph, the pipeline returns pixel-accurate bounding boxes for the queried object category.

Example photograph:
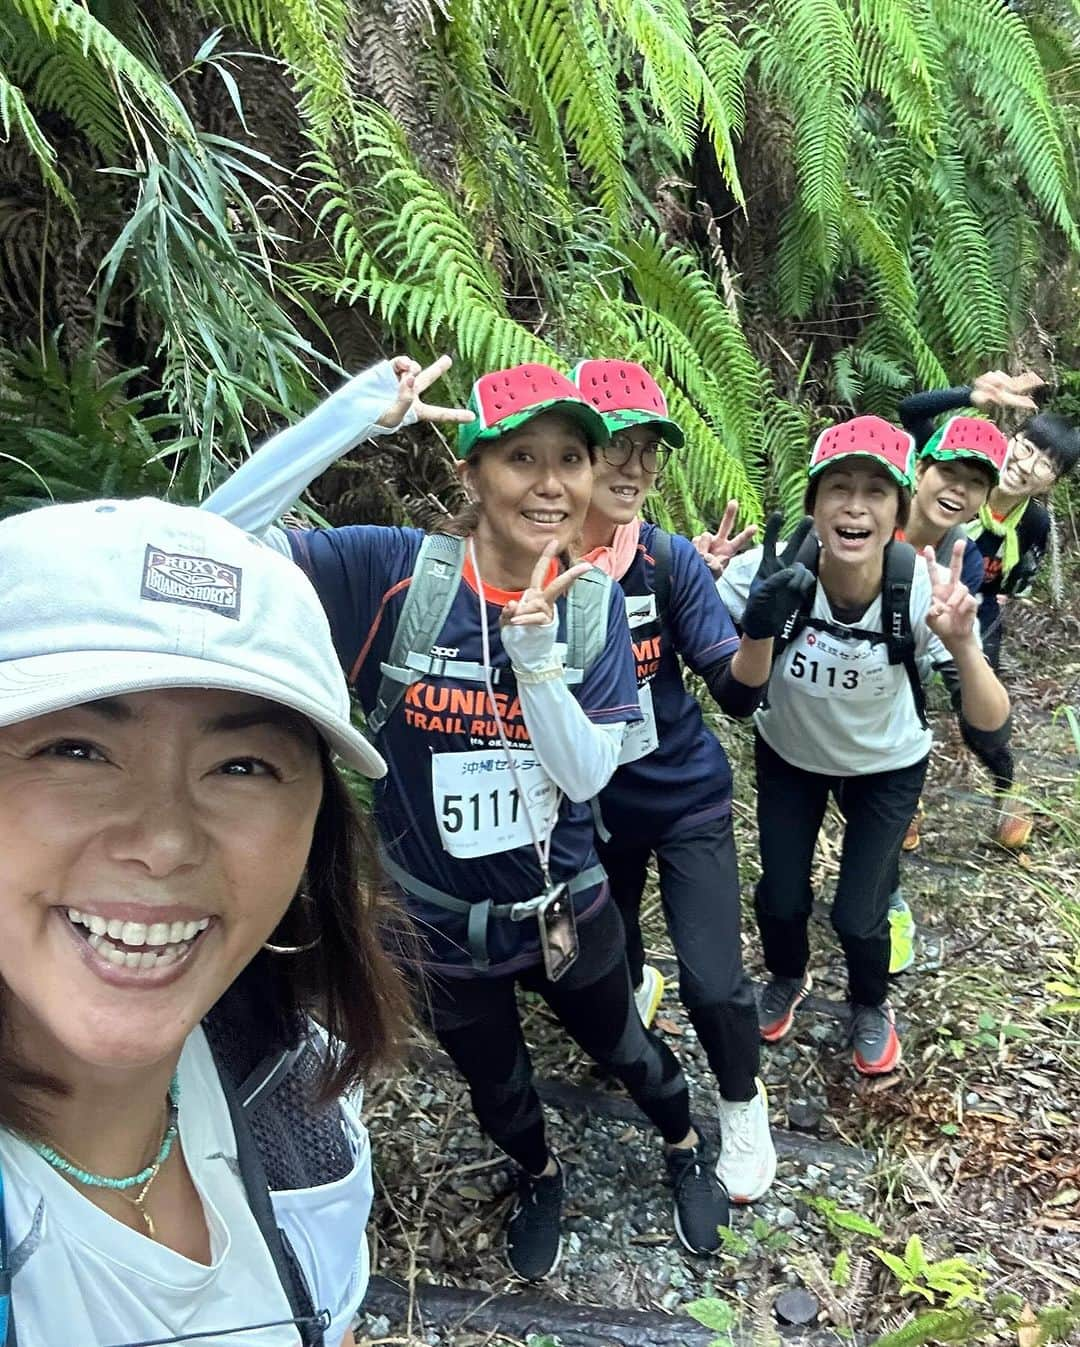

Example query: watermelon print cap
[570,359,685,448]
[808,415,916,488]
[456,363,610,460]
[919,416,1007,482]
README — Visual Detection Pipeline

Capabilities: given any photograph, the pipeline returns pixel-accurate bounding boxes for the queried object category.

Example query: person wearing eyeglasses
[203,357,733,1283]
[899,373,1080,848]
[570,360,782,1207]
[0,500,407,1347]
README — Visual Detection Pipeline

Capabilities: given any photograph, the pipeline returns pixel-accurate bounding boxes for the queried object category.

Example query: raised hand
[376,354,476,430]
[500,542,594,629]
[692,499,758,576]
[923,539,977,649]
[970,368,1044,414]
[740,513,816,640]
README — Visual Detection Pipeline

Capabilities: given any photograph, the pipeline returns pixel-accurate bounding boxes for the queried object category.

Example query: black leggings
[419,900,691,1174]
[597,815,759,1101]
[754,733,928,1008]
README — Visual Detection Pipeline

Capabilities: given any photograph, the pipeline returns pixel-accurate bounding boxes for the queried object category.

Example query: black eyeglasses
[600,433,670,475]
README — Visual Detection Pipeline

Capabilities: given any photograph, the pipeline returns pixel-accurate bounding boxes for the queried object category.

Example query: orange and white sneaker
[995,797,1033,851]
[851,1002,901,1076]
[758,973,812,1043]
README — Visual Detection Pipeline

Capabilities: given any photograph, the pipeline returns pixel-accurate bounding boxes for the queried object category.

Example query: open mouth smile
[64,907,211,972]
[521,510,568,526]
[835,526,871,542]
[937,497,964,515]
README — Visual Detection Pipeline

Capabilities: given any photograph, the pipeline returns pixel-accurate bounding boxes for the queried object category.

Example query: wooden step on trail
[362,1274,837,1347]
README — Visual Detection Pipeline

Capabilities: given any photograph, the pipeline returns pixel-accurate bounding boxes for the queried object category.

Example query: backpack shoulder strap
[934,524,966,568]
[564,565,614,685]
[367,532,466,736]
[651,527,674,626]
[204,1014,326,1347]
[881,540,928,730]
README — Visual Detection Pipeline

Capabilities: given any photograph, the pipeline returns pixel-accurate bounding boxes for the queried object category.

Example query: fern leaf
[0,68,76,210]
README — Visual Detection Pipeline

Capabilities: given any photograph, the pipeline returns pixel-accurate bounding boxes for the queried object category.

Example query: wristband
[512,663,566,685]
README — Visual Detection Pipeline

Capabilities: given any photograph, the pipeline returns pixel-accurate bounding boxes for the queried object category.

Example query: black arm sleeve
[700,654,767,719]
[897,386,974,449]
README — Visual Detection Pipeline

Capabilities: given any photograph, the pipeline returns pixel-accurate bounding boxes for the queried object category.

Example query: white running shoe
[715,1078,777,1204]
[633,965,665,1028]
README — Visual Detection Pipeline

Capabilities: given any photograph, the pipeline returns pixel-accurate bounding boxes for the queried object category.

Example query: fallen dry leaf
[1017,1301,1039,1347]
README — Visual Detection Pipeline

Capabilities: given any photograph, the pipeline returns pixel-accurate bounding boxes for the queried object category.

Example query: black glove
[741,512,816,640]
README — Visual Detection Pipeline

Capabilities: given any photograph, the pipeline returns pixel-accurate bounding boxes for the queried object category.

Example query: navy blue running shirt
[597,522,740,841]
[287,525,641,970]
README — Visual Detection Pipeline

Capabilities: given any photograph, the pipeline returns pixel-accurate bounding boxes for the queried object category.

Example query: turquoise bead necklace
[29,1072,180,1238]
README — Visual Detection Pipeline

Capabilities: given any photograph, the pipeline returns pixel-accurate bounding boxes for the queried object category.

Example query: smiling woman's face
[0,688,323,1076]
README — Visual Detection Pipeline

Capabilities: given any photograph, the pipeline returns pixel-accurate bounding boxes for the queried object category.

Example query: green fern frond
[853,0,943,153]
[0,68,76,210]
[624,229,766,455]
[934,0,1078,247]
[17,0,199,147]
[599,0,745,201]
[499,0,628,227]
[751,0,859,221]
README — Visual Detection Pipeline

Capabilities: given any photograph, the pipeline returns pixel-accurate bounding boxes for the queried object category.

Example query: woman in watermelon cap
[715,415,1009,1076]
[900,373,1080,849]
[203,355,731,1278]
[570,357,786,1206]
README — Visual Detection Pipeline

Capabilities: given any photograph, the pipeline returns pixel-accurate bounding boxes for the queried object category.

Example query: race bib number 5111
[431,749,559,859]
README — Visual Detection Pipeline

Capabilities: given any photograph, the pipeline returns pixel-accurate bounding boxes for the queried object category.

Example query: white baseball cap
[0,497,387,778]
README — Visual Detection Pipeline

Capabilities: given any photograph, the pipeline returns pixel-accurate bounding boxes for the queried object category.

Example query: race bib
[619,592,659,765]
[431,749,558,859]
[618,681,659,764]
[781,626,891,702]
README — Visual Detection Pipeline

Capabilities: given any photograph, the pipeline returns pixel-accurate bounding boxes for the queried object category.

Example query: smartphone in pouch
[537,882,578,981]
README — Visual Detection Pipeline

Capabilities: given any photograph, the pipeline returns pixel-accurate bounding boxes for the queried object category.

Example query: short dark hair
[1021,412,1080,480]
[916,455,996,493]
[804,468,912,529]
[0,747,409,1133]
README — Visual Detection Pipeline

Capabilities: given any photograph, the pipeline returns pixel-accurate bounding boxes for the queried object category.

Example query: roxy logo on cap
[141,545,243,620]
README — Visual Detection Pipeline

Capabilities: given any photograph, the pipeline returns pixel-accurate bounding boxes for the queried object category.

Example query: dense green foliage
[2,0,1078,527]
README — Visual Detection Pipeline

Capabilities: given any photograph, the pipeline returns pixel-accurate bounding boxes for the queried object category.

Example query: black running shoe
[665,1137,730,1254]
[504,1162,564,1280]
[758,972,812,1043]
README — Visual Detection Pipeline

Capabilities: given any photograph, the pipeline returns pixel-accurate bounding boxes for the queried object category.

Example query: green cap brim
[602,407,685,449]
[919,445,1000,482]
[807,450,910,488]
[457,397,609,460]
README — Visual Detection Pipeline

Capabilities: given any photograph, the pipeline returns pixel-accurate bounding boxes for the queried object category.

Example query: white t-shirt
[0,1026,373,1347]
[719,545,961,776]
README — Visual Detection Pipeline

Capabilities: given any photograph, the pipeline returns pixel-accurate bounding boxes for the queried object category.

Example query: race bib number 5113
[431,749,558,859]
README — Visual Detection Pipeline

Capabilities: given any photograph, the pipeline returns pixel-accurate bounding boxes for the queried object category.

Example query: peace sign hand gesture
[376,354,476,430]
[740,513,816,641]
[500,542,593,630]
[923,540,978,651]
[692,499,759,576]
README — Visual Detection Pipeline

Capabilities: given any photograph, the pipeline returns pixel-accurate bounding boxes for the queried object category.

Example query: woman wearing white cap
[0,499,406,1346]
